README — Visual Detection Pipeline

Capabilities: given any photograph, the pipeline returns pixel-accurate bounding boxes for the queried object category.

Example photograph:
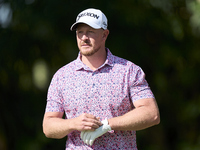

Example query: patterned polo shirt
[45,48,155,150]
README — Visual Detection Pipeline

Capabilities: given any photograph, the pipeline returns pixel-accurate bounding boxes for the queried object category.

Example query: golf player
[42,8,160,149]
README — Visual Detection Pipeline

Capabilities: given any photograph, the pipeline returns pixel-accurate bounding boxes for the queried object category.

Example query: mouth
[81,43,91,47]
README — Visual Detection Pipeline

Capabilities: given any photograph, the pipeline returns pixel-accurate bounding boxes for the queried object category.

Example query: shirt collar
[75,48,114,71]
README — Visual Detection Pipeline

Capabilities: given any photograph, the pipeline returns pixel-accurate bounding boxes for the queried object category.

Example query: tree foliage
[0,0,200,150]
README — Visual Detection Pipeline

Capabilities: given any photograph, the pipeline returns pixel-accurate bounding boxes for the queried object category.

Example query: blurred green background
[0,0,200,149]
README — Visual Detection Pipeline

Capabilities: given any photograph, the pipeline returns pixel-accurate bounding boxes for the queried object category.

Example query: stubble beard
[80,45,101,56]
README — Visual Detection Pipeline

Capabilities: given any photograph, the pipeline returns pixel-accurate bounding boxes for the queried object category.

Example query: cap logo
[77,12,100,21]
[103,22,107,28]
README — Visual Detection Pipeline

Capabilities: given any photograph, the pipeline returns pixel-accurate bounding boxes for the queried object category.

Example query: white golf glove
[80,119,112,146]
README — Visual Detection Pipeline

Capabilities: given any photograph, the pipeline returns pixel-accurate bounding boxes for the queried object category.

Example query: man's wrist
[102,119,112,131]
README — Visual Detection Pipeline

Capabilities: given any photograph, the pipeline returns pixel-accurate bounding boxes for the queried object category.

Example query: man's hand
[80,119,112,145]
[43,112,102,139]
[72,113,102,131]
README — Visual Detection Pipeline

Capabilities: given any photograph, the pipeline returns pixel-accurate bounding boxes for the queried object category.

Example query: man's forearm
[42,112,102,139]
[108,98,160,131]
[43,117,74,139]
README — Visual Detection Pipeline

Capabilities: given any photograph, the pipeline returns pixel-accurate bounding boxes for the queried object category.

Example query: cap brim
[70,20,101,31]
[70,22,79,31]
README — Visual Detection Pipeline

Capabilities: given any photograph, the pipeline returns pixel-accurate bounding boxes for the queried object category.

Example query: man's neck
[81,48,107,71]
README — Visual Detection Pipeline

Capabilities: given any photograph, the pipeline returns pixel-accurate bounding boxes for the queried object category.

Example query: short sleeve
[129,65,155,102]
[45,70,64,112]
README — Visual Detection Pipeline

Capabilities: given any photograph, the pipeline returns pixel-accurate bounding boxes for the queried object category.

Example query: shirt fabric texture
[45,48,155,150]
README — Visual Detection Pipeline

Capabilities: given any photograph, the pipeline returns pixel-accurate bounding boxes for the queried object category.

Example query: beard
[80,47,99,56]
[79,41,101,56]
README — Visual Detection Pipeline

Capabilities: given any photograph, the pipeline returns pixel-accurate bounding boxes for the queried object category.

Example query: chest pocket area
[96,80,132,116]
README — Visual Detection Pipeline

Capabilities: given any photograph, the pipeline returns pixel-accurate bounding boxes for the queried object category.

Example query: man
[43,8,160,149]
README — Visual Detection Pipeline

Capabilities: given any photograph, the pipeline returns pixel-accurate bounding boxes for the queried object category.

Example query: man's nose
[82,34,89,40]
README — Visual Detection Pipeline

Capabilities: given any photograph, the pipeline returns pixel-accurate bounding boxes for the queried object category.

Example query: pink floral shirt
[45,48,155,150]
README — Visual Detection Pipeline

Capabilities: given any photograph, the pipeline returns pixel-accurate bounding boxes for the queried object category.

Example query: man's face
[76,24,106,56]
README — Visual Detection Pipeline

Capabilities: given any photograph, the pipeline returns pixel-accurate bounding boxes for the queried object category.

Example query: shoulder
[107,48,140,70]
[112,54,141,71]
[52,59,77,80]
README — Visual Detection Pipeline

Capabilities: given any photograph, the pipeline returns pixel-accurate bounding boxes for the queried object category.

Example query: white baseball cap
[70,8,108,31]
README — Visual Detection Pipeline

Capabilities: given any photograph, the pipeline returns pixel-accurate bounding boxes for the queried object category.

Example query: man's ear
[102,29,109,40]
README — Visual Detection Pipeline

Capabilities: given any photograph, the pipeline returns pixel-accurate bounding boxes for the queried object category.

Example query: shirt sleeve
[45,70,64,112]
[129,65,155,102]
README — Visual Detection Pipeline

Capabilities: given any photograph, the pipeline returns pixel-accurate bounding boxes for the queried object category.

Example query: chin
[80,49,98,56]
[81,51,94,56]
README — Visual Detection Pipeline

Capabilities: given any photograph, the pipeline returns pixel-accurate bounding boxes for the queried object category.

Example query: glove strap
[101,118,112,131]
